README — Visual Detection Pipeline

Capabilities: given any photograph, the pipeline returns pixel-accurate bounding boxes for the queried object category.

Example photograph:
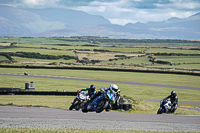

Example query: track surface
[0,106,200,131]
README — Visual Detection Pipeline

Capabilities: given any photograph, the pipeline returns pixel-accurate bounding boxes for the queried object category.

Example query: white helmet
[110,84,118,93]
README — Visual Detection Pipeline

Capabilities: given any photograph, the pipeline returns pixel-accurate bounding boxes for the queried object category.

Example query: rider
[77,84,97,99]
[164,91,178,112]
[100,84,120,107]
[24,71,28,75]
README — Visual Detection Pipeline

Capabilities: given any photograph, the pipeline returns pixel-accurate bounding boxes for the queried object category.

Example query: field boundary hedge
[0,90,77,96]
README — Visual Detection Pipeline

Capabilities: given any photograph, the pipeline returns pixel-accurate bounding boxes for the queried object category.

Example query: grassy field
[0,67,200,115]
[0,37,200,71]
[147,64,200,70]
[0,68,199,87]
[0,73,199,103]
[0,47,76,56]
[1,43,200,70]
[146,48,200,54]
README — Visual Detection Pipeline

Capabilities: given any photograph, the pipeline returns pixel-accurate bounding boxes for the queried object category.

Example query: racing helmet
[90,84,96,92]
[171,91,176,96]
[110,84,119,93]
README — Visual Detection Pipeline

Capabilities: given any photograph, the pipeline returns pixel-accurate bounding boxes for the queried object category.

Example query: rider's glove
[77,90,80,94]
[100,88,105,92]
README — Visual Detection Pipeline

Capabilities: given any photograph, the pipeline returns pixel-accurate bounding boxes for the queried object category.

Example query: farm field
[0,37,199,72]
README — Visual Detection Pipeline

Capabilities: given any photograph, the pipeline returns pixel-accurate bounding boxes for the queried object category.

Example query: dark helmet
[90,84,96,91]
[171,91,176,96]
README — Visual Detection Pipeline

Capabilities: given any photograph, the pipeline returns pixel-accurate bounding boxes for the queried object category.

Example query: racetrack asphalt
[0,106,200,131]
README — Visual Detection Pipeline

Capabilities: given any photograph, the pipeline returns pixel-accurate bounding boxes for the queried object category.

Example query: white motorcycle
[157,99,175,114]
[69,91,89,111]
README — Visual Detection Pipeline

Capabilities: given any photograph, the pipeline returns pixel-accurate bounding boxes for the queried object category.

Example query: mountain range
[0,5,199,39]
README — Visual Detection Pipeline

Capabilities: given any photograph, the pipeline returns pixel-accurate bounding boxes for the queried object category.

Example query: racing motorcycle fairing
[84,90,115,112]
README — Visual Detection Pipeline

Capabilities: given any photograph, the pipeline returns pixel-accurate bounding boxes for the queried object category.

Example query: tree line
[0,52,78,60]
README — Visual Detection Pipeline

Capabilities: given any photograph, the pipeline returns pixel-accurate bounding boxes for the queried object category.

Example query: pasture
[0,37,199,71]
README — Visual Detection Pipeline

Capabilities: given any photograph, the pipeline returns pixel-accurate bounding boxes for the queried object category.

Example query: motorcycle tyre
[69,100,79,110]
[96,100,109,113]
[157,107,162,114]
[82,102,89,113]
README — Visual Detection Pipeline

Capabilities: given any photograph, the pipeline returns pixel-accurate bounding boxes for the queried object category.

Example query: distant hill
[0,5,199,39]
[0,5,65,36]
[124,12,200,39]
[25,8,111,28]
[0,5,110,36]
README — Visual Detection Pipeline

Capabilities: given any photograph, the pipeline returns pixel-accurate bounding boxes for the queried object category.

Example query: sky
[0,0,200,25]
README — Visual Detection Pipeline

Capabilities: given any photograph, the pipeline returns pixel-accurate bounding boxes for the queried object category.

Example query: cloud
[155,0,200,10]
[0,0,62,8]
[68,0,200,25]
[0,0,199,25]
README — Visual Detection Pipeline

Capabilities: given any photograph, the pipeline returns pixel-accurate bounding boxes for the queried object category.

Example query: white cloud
[155,0,200,9]
[70,0,200,25]
[15,0,61,8]
[109,18,137,25]
[1,0,199,25]
[71,0,133,13]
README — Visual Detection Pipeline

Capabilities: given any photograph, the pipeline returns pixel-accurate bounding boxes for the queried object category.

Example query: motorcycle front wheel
[157,107,162,114]
[69,100,79,110]
[96,100,109,113]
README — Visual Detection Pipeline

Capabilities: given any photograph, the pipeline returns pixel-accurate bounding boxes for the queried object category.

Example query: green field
[0,67,200,115]
[146,48,200,54]
[1,37,200,70]
[0,37,200,116]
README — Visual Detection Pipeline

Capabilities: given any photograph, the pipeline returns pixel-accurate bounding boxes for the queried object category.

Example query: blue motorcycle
[157,99,172,114]
[82,90,116,113]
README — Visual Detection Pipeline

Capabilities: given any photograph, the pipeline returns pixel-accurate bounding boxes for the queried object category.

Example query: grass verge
[0,95,200,115]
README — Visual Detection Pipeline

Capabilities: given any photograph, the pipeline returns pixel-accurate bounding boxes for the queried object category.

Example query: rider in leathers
[100,84,120,108]
[164,91,178,112]
[77,84,97,99]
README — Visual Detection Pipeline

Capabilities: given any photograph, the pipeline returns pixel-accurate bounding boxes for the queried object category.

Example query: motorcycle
[69,91,89,111]
[24,72,28,75]
[82,90,115,113]
[157,99,175,114]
